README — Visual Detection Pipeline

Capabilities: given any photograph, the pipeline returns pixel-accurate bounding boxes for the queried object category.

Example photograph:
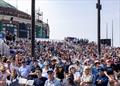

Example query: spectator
[0,65,9,80]
[74,60,83,76]
[10,57,19,73]
[105,59,114,75]
[15,51,22,67]
[18,60,30,78]
[92,60,101,77]
[104,59,120,86]
[69,65,80,86]
[51,58,58,70]
[44,68,62,86]
[55,64,64,81]
[62,73,76,86]
[0,65,8,86]
[6,69,20,86]
[95,68,109,86]
[33,68,47,86]
[80,66,93,86]
[105,71,120,86]
[42,61,50,78]
[30,59,40,73]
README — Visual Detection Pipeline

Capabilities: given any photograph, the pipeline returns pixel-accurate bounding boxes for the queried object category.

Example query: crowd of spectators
[0,37,120,86]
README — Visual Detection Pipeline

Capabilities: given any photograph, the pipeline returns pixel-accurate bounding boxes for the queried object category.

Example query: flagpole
[106,22,108,39]
[112,20,113,47]
[119,0,120,46]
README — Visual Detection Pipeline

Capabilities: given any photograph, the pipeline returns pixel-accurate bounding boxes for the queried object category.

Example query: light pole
[31,0,35,57]
[96,0,102,58]
[112,20,113,47]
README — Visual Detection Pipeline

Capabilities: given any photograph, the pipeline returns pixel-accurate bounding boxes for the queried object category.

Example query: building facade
[0,0,50,39]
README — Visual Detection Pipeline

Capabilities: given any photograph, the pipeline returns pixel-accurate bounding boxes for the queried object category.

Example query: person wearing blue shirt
[92,60,101,77]
[95,68,109,86]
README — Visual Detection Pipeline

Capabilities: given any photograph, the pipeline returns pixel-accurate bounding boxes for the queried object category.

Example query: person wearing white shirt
[69,65,80,86]
[42,61,50,78]
[80,66,93,86]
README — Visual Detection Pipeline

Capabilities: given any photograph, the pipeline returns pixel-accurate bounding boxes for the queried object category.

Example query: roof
[0,0,16,9]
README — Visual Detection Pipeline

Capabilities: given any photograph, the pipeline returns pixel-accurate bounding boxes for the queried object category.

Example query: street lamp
[31,0,35,57]
[96,0,102,58]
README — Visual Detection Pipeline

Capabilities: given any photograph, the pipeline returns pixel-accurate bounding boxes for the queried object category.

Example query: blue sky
[4,0,120,46]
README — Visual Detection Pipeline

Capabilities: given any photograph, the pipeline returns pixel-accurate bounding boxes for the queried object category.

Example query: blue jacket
[95,75,109,86]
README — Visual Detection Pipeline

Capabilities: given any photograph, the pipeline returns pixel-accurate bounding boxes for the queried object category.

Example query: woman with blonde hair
[0,65,8,86]
[80,66,93,86]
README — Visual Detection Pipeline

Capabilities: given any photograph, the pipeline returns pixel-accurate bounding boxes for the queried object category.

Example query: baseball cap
[47,68,53,73]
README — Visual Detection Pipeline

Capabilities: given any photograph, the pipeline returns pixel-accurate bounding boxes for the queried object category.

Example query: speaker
[100,39,111,46]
